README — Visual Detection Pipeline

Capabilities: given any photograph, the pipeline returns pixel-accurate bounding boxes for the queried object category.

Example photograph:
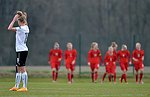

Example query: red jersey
[64,49,77,64]
[132,49,144,63]
[104,51,117,65]
[117,50,130,63]
[88,49,102,64]
[49,49,62,63]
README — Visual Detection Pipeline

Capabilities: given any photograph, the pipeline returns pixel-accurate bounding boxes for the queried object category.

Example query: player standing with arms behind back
[88,42,102,83]
[48,42,62,82]
[118,45,131,84]
[132,43,144,84]
[8,11,29,92]
[64,43,77,84]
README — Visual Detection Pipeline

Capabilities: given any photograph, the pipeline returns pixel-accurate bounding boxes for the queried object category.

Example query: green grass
[0,77,150,97]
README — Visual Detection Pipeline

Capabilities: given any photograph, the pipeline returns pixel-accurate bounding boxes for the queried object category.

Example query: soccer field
[0,78,149,97]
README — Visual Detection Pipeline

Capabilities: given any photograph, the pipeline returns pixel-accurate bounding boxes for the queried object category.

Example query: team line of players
[48,42,144,84]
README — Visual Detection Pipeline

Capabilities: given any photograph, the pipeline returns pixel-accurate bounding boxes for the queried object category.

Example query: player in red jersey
[132,43,144,84]
[118,45,131,84]
[64,43,77,84]
[102,46,117,84]
[101,42,118,83]
[48,42,62,82]
[88,42,102,83]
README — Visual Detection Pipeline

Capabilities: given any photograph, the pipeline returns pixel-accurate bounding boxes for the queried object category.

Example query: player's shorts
[134,62,144,72]
[51,62,60,70]
[106,64,116,74]
[16,51,28,67]
[90,63,99,71]
[105,65,110,73]
[120,62,128,71]
[66,63,75,71]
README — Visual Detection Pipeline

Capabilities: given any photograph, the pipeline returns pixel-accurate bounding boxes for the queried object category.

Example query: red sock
[102,73,107,81]
[95,72,98,81]
[91,73,94,82]
[55,72,58,81]
[121,74,124,82]
[114,73,116,82]
[136,74,138,82]
[52,71,55,80]
[140,73,143,82]
[108,75,111,82]
[68,73,71,82]
[124,74,127,82]
[71,74,74,79]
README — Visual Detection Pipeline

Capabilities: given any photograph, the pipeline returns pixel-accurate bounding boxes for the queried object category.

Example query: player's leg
[71,65,75,83]
[124,63,128,83]
[113,65,116,84]
[52,68,56,82]
[102,65,108,82]
[120,63,126,83]
[94,64,99,82]
[17,51,28,92]
[10,52,21,91]
[66,64,72,84]
[90,64,94,82]
[55,64,60,81]
[139,64,144,84]
[134,64,139,84]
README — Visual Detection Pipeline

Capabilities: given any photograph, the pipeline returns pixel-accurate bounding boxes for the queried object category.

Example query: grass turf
[0,77,149,97]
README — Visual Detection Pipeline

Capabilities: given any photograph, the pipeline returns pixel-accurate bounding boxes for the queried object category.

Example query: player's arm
[48,50,52,64]
[87,51,91,65]
[104,54,108,65]
[58,50,62,62]
[142,50,144,61]
[128,51,132,64]
[8,14,19,32]
[72,50,77,64]
[132,51,138,62]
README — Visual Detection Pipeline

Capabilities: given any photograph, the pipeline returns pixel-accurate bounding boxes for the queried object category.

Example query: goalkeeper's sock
[91,72,94,82]
[140,73,143,82]
[136,74,138,83]
[68,73,71,82]
[15,73,21,88]
[95,72,98,81]
[102,73,107,81]
[52,71,55,81]
[55,72,58,81]
[22,72,28,88]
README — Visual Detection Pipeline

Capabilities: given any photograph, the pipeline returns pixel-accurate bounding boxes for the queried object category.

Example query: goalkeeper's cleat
[17,87,28,92]
[9,87,18,91]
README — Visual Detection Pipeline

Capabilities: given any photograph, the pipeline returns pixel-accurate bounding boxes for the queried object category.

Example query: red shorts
[90,63,99,71]
[106,64,116,74]
[51,62,60,70]
[134,62,144,72]
[120,62,128,71]
[66,63,75,71]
